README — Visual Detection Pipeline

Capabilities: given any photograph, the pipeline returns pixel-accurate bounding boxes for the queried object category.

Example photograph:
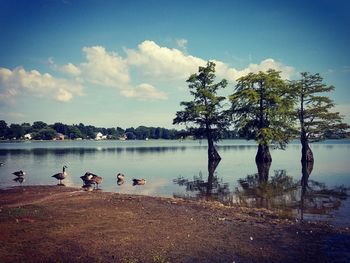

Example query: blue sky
[0,0,349,128]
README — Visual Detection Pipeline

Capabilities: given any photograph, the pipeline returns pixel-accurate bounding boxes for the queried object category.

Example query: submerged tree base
[301,143,314,163]
[255,144,272,163]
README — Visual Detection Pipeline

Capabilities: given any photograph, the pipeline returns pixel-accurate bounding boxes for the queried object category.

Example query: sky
[0,0,349,129]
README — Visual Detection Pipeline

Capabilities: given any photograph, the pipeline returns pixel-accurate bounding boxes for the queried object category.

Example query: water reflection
[235,163,298,212]
[0,146,188,156]
[174,159,349,223]
[173,159,231,203]
[13,176,25,184]
[299,161,348,222]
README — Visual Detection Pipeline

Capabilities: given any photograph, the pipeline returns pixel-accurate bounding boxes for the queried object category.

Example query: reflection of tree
[236,162,298,210]
[173,159,231,203]
[299,161,348,222]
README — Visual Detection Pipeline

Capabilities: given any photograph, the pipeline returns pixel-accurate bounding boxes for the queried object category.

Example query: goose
[116,173,125,180]
[80,172,94,185]
[132,178,146,186]
[13,170,26,176]
[52,165,68,185]
[91,174,103,189]
[83,172,103,189]
[116,173,125,185]
[0,162,4,166]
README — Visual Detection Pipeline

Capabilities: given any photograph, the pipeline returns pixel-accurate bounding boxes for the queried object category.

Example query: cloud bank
[0,67,83,103]
[0,40,295,103]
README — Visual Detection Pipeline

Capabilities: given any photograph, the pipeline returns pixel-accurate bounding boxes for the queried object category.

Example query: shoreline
[1,185,349,262]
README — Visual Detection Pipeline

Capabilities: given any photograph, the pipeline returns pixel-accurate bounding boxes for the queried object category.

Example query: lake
[0,139,349,226]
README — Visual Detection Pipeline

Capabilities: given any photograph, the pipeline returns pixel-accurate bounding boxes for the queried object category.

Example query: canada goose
[83,172,102,189]
[116,173,125,185]
[91,174,103,188]
[52,165,68,185]
[13,170,26,176]
[132,178,146,186]
[80,172,94,185]
[116,173,125,180]
[0,162,4,166]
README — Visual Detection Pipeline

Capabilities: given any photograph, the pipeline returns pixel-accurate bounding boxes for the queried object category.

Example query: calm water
[0,139,349,226]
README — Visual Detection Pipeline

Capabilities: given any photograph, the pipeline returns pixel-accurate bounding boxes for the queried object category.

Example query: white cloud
[176,38,188,50]
[125,40,206,81]
[125,40,295,83]
[121,83,168,101]
[0,67,84,102]
[59,63,81,76]
[4,40,296,104]
[80,46,130,87]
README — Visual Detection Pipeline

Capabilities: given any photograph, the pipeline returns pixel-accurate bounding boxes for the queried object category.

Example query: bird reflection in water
[13,176,25,184]
[12,170,27,185]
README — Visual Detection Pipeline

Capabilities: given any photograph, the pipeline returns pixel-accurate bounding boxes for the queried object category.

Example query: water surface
[0,139,349,226]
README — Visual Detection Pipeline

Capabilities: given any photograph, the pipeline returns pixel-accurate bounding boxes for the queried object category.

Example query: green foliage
[291,72,349,142]
[230,69,295,148]
[32,127,57,140]
[173,61,230,142]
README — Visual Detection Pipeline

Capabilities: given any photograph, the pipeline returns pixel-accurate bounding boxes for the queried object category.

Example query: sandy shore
[0,186,349,263]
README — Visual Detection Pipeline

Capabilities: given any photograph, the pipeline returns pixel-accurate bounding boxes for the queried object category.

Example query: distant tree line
[0,120,238,141]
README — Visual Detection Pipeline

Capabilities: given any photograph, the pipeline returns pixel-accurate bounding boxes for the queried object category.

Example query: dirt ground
[0,186,349,263]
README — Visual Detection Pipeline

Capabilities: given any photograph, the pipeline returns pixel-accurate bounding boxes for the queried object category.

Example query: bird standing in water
[132,178,146,186]
[13,170,26,176]
[52,165,68,185]
[91,174,103,189]
[116,173,125,185]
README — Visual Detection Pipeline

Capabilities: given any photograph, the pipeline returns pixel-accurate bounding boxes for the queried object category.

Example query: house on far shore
[95,132,107,140]
[54,133,65,140]
[24,133,32,140]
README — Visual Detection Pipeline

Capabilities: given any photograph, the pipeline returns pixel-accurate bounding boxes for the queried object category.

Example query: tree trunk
[256,160,271,182]
[255,144,272,163]
[208,138,221,161]
[301,140,313,163]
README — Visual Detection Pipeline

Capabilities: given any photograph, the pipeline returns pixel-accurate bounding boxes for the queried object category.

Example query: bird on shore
[80,172,94,185]
[13,170,26,176]
[132,178,146,186]
[91,174,103,189]
[116,173,125,185]
[52,165,68,185]
[0,162,4,166]
[82,172,103,189]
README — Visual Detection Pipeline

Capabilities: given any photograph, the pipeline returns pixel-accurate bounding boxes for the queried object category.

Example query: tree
[230,70,295,162]
[51,122,68,135]
[8,124,24,139]
[173,61,229,161]
[32,121,48,131]
[0,120,8,139]
[291,72,349,162]
[32,127,57,140]
[67,125,83,139]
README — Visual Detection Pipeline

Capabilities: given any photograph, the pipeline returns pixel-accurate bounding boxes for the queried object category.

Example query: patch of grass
[152,253,170,263]
[122,257,138,263]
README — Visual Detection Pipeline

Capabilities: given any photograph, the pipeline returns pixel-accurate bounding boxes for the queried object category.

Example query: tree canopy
[230,69,295,162]
[173,61,230,160]
[291,72,349,162]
